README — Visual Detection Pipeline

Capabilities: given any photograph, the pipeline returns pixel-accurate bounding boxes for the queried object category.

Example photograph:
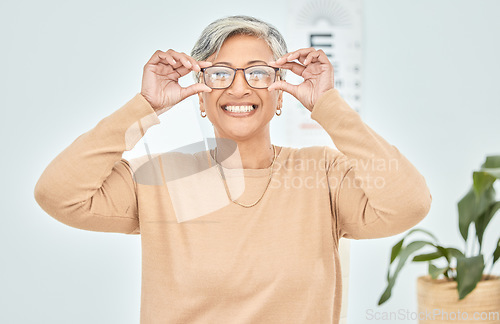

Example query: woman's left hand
[268,48,334,112]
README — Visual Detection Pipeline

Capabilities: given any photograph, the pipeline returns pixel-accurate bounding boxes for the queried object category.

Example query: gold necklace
[213,144,277,208]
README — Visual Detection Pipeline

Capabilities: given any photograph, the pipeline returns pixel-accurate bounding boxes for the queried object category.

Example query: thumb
[180,83,212,101]
[268,80,298,98]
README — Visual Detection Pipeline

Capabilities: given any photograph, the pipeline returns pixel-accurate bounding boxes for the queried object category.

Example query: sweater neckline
[207,146,289,178]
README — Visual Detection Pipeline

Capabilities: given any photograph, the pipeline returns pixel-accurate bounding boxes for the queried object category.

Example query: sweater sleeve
[34,94,160,234]
[310,88,432,241]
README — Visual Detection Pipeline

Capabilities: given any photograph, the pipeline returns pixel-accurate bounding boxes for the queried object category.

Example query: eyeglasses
[201,65,279,89]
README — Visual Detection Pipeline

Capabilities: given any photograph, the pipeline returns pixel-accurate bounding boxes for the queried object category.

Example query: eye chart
[285,0,363,148]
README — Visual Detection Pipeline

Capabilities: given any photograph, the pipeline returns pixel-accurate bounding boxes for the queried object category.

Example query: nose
[227,69,251,96]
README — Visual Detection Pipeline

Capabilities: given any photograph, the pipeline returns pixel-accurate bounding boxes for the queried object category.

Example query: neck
[213,133,276,169]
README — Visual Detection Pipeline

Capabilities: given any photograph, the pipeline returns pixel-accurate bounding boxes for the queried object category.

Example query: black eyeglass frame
[200,65,280,89]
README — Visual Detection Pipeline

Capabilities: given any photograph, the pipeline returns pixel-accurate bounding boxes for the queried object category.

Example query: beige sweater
[34,88,432,324]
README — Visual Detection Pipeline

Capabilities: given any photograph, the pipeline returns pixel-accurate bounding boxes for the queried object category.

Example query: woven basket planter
[417,275,500,323]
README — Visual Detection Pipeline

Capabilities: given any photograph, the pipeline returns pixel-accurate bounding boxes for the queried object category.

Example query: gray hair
[191,15,288,82]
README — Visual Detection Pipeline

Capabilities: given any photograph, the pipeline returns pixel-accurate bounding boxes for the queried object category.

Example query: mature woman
[34,15,432,324]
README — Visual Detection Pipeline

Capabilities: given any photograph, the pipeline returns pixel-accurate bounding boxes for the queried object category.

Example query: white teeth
[224,105,255,113]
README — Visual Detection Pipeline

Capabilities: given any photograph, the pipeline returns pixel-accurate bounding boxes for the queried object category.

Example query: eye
[212,71,231,79]
[247,69,269,80]
[207,67,232,80]
[246,67,273,81]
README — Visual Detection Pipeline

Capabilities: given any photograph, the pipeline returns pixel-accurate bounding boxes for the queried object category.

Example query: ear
[277,89,283,109]
[198,92,204,110]
[197,71,209,110]
[276,73,284,108]
[198,80,206,114]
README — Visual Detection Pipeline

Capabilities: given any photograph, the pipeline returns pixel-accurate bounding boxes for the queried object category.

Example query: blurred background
[2,0,499,323]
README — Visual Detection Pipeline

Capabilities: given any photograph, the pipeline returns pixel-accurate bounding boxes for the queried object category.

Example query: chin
[215,125,262,142]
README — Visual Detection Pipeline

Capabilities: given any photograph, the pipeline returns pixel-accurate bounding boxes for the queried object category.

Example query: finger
[147,50,177,66]
[144,58,179,76]
[154,50,181,69]
[269,61,306,76]
[303,51,319,65]
[296,53,311,65]
[183,54,203,72]
[148,62,195,81]
[289,48,318,60]
[276,48,316,64]
[184,56,201,72]
[303,49,330,65]
[198,61,213,68]
[179,83,212,101]
[168,51,201,72]
[160,53,178,66]
[174,60,213,78]
[171,65,195,78]
[288,50,330,67]
[293,51,318,66]
[187,58,200,71]
[267,80,299,98]
[179,56,193,70]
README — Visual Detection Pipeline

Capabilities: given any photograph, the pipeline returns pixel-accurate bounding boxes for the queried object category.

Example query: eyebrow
[213,60,268,66]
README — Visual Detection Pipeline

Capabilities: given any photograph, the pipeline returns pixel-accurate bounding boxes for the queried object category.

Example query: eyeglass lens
[203,66,276,89]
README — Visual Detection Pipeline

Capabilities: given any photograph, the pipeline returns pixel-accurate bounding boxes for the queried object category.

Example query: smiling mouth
[221,104,258,113]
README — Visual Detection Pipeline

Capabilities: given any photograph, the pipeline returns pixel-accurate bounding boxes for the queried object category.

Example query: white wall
[353,1,500,323]
[2,1,499,323]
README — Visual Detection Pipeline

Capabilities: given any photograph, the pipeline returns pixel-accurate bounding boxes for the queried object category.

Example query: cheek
[203,93,222,109]
[264,92,279,106]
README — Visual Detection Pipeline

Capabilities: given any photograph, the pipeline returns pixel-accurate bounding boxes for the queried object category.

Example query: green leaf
[413,251,443,262]
[456,255,485,300]
[473,171,496,197]
[481,155,500,169]
[390,228,438,265]
[475,201,500,250]
[458,187,496,241]
[426,245,465,268]
[391,239,404,264]
[493,238,500,267]
[380,229,439,304]
[458,189,476,241]
[407,228,439,242]
[378,241,433,305]
[480,167,500,179]
[428,263,448,279]
[446,248,465,260]
[436,245,451,262]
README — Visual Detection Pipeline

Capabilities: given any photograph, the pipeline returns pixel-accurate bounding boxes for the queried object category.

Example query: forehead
[210,34,274,65]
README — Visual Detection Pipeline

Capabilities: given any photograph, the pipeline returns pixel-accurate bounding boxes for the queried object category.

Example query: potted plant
[378,155,500,323]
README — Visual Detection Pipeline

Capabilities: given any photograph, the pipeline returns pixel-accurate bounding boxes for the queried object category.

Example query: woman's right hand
[141,49,212,116]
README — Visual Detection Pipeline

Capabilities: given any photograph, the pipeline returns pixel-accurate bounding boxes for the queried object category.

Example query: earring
[275,107,282,116]
[201,110,206,118]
